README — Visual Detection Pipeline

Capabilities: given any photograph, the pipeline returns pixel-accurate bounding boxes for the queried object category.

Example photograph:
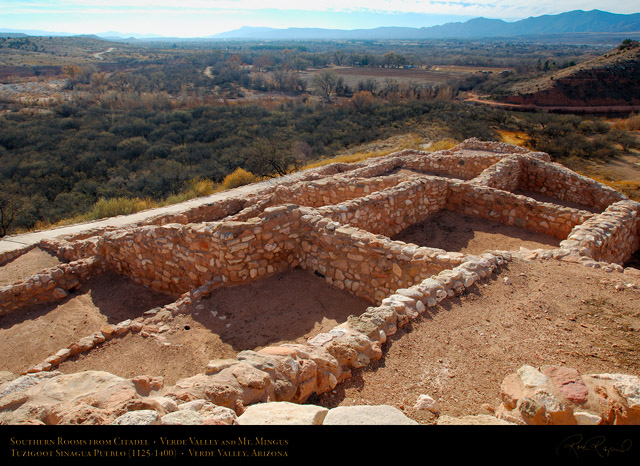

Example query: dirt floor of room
[0,247,66,286]
[55,268,371,385]
[0,272,175,375]
[392,209,560,255]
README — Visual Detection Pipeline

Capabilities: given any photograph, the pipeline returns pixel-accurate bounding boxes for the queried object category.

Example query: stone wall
[0,256,104,315]
[446,181,594,240]
[98,206,303,296]
[401,151,504,180]
[0,244,35,267]
[296,212,466,304]
[471,155,522,192]
[518,156,626,211]
[316,176,449,238]
[3,139,640,424]
[560,200,640,265]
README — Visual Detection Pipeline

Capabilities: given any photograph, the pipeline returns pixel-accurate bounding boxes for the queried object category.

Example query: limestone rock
[0,371,142,425]
[574,411,602,425]
[204,406,238,425]
[132,375,164,395]
[517,365,548,388]
[237,401,328,425]
[499,365,640,425]
[162,409,205,425]
[414,394,440,414]
[113,410,162,425]
[0,371,15,385]
[437,414,516,425]
[0,371,61,398]
[322,405,418,425]
[149,396,178,413]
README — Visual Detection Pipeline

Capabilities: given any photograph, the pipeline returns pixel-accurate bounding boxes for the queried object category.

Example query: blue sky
[1,1,639,37]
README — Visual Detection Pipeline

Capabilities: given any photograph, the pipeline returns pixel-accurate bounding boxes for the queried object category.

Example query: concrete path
[0,175,290,255]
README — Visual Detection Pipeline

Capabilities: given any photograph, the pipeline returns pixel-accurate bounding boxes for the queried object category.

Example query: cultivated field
[299,66,461,88]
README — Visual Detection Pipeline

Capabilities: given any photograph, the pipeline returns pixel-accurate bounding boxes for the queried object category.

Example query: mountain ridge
[2,10,639,42]
[211,10,640,40]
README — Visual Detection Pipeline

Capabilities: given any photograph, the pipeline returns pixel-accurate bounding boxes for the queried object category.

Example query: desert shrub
[87,197,157,220]
[220,168,257,190]
[426,139,458,152]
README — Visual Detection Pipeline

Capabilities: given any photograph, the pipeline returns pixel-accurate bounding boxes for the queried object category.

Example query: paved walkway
[0,176,289,255]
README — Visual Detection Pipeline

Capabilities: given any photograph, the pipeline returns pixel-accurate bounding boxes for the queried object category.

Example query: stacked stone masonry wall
[471,155,522,192]
[316,176,449,238]
[99,207,303,296]
[296,210,466,304]
[446,181,594,240]
[0,244,36,267]
[561,200,640,264]
[2,138,640,422]
[0,256,104,315]
[519,156,626,211]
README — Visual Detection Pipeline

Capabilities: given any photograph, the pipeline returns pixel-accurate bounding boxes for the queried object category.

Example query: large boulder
[322,405,418,425]
[0,370,164,425]
[497,365,640,425]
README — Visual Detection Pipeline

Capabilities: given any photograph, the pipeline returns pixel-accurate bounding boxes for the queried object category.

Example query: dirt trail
[93,47,115,60]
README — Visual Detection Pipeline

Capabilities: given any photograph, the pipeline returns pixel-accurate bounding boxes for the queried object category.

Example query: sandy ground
[0,248,64,286]
[51,269,371,385]
[312,259,640,424]
[1,219,638,425]
[0,272,175,375]
[393,209,559,255]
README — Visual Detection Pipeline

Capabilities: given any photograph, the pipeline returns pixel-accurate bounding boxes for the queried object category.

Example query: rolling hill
[494,40,640,107]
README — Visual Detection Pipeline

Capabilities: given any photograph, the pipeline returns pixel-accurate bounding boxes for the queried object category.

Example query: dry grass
[612,113,640,131]
[497,129,530,147]
[562,155,640,202]
[220,168,258,190]
[302,133,452,170]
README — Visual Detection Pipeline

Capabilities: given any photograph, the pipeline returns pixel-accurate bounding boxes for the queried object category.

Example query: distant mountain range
[211,10,640,40]
[1,9,639,42]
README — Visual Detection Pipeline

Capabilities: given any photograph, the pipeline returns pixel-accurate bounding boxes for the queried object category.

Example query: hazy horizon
[1,1,639,38]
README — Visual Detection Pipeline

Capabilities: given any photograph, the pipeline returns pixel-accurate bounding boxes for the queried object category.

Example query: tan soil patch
[55,317,223,386]
[300,67,456,90]
[313,259,640,424]
[0,247,65,286]
[595,152,640,184]
[392,209,559,255]
[0,272,175,375]
[56,269,371,385]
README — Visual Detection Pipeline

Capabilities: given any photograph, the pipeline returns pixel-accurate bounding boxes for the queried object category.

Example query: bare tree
[312,70,339,103]
[246,139,293,178]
